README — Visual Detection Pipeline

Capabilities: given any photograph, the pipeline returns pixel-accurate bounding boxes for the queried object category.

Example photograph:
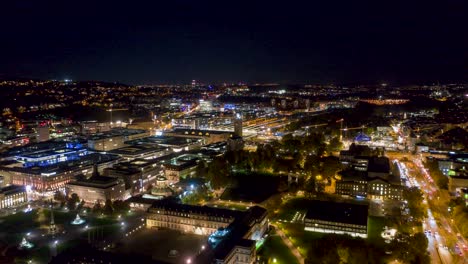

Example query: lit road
[394,154,467,264]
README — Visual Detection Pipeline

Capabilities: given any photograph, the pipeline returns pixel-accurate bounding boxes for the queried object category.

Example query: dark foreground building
[304,200,369,238]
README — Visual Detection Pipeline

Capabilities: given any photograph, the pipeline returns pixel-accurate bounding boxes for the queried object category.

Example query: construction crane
[336,119,344,141]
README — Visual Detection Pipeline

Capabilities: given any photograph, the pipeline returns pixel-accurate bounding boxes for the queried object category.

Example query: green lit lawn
[368,216,392,248]
[0,210,40,233]
[278,223,324,256]
[209,202,249,211]
[257,235,300,264]
[276,197,311,221]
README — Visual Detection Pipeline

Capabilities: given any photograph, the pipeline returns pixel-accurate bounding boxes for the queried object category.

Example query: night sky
[1,1,466,84]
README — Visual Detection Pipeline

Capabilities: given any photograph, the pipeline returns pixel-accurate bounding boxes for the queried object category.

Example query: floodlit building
[304,200,369,238]
[66,166,126,204]
[36,126,50,142]
[162,155,199,182]
[233,113,243,137]
[87,128,150,151]
[147,201,243,235]
[0,185,28,209]
[146,200,269,264]
[199,99,214,112]
[1,153,119,194]
[104,159,163,195]
[109,144,170,161]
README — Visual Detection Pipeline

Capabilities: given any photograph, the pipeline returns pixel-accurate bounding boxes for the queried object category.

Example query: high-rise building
[306,99,310,111]
[281,99,287,109]
[233,113,243,137]
[37,126,49,142]
[199,99,213,112]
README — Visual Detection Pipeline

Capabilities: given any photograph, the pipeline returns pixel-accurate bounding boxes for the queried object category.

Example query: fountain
[71,214,86,225]
[19,237,34,249]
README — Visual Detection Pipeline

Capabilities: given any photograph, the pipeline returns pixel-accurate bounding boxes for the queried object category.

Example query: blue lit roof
[208,228,231,248]
[355,132,371,142]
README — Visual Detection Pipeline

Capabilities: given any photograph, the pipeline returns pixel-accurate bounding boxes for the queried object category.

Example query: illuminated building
[36,125,50,142]
[233,113,243,137]
[67,165,126,203]
[226,113,245,151]
[104,159,163,194]
[336,175,403,200]
[336,155,402,200]
[87,129,150,151]
[14,143,87,168]
[147,202,242,235]
[304,201,368,238]
[199,99,213,112]
[165,129,230,145]
[126,135,203,152]
[146,200,268,264]
[1,153,119,194]
[162,156,199,182]
[0,185,27,209]
[109,144,170,161]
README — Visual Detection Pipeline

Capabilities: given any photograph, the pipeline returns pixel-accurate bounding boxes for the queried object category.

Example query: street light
[186,258,192,264]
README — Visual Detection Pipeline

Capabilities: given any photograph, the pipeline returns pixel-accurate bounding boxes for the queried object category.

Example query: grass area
[0,210,41,233]
[0,210,42,244]
[368,216,398,249]
[209,202,249,211]
[221,172,282,203]
[278,223,324,256]
[276,197,311,221]
[257,235,300,264]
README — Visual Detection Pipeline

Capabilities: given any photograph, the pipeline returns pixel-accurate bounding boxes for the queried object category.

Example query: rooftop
[88,128,148,141]
[149,199,244,219]
[305,200,369,226]
[0,185,26,195]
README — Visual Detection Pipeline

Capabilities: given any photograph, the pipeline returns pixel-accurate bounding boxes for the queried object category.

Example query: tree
[67,193,80,210]
[181,186,210,205]
[303,133,326,156]
[304,177,317,197]
[206,156,230,190]
[92,202,102,214]
[337,246,349,264]
[327,136,344,153]
[320,156,341,179]
[424,159,448,189]
[103,199,114,215]
[196,160,208,178]
[403,187,427,220]
[304,155,320,177]
[146,183,154,192]
[113,200,130,212]
[53,190,66,203]
[390,232,429,263]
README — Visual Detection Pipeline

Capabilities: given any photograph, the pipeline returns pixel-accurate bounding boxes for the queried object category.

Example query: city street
[391,153,467,264]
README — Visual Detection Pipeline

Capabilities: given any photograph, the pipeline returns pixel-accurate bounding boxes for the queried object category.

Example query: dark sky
[1,0,466,84]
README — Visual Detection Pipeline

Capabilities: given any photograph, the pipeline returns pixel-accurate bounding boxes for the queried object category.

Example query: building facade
[0,185,28,209]
[304,201,369,238]
[147,203,240,235]
[66,176,126,203]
